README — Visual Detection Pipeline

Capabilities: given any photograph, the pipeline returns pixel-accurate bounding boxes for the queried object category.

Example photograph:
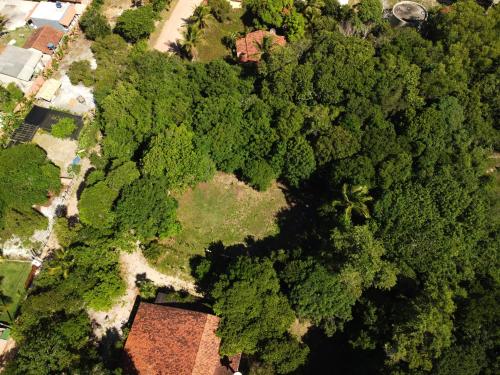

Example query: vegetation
[68,60,94,86]
[0,83,23,112]
[51,118,77,139]
[144,173,286,278]
[115,5,156,42]
[208,0,232,22]
[196,8,245,62]
[7,0,500,374]
[0,261,32,323]
[80,0,111,40]
[0,145,60,228]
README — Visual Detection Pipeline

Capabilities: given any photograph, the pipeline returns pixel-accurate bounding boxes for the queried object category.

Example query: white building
[28,1,77,32]
[0,45,43,92]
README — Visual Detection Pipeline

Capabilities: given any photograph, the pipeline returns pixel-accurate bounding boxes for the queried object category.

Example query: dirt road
[153,0,204,52]
[88,249,198,337]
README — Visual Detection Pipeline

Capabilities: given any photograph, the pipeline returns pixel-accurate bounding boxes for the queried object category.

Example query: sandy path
[153,0,204,52]
[88,249,198,338]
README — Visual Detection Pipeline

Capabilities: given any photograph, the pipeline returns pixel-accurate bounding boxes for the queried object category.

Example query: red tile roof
[24,25,64,55]
[124,303,241,375]
[236,30,286,63]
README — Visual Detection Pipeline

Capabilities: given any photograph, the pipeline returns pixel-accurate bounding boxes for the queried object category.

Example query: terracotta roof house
[236,30,286,63]
[24,25,64,55]
[124,302,241,375]
[28,1,77,32]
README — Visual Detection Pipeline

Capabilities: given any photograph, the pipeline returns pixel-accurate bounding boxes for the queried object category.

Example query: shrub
[0,83,23,112]
[51,118,76,139]
[151,0,171,12]
[208,0,231,22]
[243,159,276,191]
[80,6,111,40]
[142,242,164,263]
[68,60,94,86]
[115,6,156,43]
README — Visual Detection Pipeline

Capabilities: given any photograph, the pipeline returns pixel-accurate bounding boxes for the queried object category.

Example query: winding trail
[88,249,198,338]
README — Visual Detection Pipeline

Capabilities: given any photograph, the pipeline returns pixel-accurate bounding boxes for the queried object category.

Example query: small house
[28,1,77,32]
[24,25,64,56]
[235,30,286,64]
[123,302,242,374]
[0,45,43,92]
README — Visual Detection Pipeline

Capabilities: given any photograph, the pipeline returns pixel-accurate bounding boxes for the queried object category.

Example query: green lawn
[0,260,32,323]
[197,9,246,62]
[148,173,287,280]
[0,26,34,47]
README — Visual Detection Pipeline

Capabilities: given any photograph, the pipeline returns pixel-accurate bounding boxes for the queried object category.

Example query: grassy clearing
[0,26,34,47]
[197,9,246,62]
[0,260,32,323]
[148,173,287,279]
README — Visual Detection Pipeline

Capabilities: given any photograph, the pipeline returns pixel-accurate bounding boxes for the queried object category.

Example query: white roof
[36,78,62,101]
[30,1,70,22]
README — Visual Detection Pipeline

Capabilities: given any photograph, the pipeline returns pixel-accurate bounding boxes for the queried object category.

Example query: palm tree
[180,24,201,60]
[46,248,74,279]
[0,14,7,35]
[255,35,275,60]
[327,183,373,225]
[190,5,210,29]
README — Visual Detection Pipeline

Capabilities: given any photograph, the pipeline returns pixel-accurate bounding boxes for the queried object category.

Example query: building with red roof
[123,302,241,375]
[235,30,286,63]
[24,25,64,55]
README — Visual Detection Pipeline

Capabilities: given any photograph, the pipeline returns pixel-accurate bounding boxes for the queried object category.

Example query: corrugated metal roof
[36,78,61,101]
[0,45,42,81]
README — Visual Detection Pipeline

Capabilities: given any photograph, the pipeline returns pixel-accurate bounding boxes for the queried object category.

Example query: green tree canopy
[115,178,181,239]
[115,5,156,43]
[0,144,60,210]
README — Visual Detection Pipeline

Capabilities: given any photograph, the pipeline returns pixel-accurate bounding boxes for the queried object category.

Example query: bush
[68,60,94,86]
[80,6,111,40]
[208,0,231,22]
[142,242,164,263]
[115,6,156,43]
[0,83,23,112]
[356,0,383,24]
[151,0,171,12]
[243,159,276,191]
[51,118,76,139]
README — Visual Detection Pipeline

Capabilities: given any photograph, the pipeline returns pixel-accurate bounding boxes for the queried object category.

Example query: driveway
[153,0,204,52]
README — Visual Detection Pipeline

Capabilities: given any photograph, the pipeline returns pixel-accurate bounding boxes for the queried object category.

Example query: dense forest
[4,0,499,374]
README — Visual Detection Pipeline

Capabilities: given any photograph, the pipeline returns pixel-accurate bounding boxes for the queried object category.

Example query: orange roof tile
[24,25,64,55]
[236,30,286,63]
[124,303,241,375]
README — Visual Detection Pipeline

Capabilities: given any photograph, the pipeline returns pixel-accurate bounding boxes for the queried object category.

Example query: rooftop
[29,1,76,26]
[0,45,42,81]
[123,302,241,375]
[24,25,64,55]
[236,30,286,63]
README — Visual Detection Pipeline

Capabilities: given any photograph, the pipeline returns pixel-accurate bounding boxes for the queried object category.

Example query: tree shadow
[189,186,323,295]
